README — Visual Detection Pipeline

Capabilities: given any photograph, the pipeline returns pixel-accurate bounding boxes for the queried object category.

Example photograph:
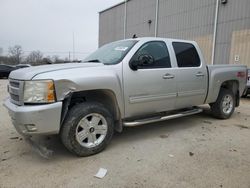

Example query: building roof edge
[99,0,130,14]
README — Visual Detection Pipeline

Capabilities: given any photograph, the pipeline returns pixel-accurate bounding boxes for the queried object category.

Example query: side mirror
[138,54,154,66]
[129,60,139,71]
[129,54,155,71]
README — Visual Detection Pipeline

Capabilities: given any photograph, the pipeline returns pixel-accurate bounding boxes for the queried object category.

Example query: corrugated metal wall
[126,0,156,38]
[99,0,250,66]
[99,3,125,46]
[215,0,250,65]
[157,0,216,64]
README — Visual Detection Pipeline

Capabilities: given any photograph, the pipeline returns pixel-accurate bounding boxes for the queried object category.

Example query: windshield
[84,40,138,65]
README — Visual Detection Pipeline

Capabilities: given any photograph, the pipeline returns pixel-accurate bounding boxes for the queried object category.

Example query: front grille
[8,79,24,105]
[10,93,19,101]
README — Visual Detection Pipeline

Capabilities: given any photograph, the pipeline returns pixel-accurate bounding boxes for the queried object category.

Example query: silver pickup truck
[4,37,247,156]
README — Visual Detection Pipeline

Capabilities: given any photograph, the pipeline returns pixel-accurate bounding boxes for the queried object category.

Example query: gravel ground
[0,79,250,188]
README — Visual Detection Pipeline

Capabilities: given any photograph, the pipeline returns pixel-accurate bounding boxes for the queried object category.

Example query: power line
[1,50,92,54]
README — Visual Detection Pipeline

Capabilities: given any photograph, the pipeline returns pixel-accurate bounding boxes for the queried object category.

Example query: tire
[242,90,248,98]
[0,73,6,79]
[60,102,114,157]
[242,94,248,98]
[210,88,235,119]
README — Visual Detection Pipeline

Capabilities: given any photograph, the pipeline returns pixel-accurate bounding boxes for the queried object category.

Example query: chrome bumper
[3,98,62,135]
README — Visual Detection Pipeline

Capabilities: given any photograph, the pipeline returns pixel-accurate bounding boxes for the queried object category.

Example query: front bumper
[3,98,62,135]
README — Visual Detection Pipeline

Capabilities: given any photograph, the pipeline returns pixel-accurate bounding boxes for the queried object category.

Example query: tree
[41,56,53,64]
[26,51,43,65]
[8,45,23,64]
[51,55,64,64]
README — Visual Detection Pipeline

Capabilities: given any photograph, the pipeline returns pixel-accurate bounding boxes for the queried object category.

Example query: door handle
[196,72,205,77]
[163,73,175,79]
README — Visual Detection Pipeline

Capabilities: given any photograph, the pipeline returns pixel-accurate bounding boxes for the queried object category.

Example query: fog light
[25,124,37,132]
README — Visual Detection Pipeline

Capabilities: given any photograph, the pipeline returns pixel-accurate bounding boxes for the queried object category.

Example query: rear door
[123,40,177,117]
[171,41,208,109]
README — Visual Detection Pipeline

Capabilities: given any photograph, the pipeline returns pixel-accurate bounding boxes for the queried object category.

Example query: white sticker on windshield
[115,46,128,51]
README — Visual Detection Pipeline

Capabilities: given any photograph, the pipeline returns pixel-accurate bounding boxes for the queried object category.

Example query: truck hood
[9,63,104,80]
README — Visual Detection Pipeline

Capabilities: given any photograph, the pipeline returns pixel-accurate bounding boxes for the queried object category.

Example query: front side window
[84,40,138,65]
[130,41,171,69]
[172,42,200,67]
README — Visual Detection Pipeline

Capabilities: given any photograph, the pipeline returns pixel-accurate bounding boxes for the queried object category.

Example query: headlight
[24,80,56,103]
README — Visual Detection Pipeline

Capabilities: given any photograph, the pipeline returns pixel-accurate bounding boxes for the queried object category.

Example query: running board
[123,108,203,127]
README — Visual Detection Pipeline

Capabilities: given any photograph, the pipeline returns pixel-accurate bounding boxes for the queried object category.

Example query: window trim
[172,42,201,68]
[129,40,172,70]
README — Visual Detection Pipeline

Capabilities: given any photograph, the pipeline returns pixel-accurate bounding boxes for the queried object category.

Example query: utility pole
[123,0,127,39]
[0,47,3,56]
[73,32,75,61]
[155,0,159,37]
[211,0,220,65]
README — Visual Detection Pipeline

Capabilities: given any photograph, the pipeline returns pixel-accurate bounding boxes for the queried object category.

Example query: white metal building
[99,0,250,66]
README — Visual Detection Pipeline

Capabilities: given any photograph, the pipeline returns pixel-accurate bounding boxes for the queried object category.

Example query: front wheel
[60,102,114,157]
[210,88,235,119]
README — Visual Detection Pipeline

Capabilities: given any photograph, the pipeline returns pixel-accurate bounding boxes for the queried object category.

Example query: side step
[123,108,203,127]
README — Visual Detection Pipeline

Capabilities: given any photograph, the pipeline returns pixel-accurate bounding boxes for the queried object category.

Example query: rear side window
[172,42,200,67]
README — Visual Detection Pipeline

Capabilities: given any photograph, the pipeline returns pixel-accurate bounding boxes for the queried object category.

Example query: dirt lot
[0,79,250,188]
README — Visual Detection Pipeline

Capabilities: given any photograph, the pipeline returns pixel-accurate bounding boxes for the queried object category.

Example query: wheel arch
[60,89,123,132]
[210,80,240,107]
[220,80,239,107]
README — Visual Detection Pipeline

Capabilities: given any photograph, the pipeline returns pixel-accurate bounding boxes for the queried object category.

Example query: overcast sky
[0,0,123,59]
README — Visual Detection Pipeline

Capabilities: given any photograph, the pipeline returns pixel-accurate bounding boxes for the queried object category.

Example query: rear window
[172,42,200,67]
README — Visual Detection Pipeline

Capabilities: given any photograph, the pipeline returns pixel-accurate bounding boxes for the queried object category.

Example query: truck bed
[205,64,247,104]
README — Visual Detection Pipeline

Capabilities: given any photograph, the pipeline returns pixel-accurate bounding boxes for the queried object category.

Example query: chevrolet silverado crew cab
[4,38,247,156]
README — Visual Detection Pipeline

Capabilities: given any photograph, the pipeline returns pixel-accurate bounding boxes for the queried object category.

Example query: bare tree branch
[26,51,43,65]
[8,45,23,65]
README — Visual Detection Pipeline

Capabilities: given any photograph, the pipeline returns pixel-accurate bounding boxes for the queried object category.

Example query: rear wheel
[210,88,235,119]
[60,102,114,157]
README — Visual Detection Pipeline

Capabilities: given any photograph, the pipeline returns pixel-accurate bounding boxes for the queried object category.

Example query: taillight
[237,71,246,78]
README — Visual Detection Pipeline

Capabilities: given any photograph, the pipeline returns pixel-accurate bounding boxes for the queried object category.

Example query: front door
[123,41,177,117]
